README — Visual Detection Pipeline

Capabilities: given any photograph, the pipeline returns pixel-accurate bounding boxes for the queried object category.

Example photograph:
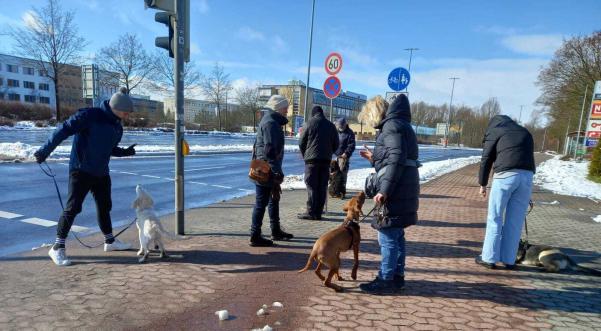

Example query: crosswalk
[0,210,91,233]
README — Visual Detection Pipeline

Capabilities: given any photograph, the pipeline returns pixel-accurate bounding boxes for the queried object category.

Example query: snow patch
[282,156,481,190]
[534,156,601,201]
[593,215,601,223]
[215,310,229,321]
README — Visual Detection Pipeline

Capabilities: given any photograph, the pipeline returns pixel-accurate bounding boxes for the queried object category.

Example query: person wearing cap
[34,87,137,266]
[334,117,356,199]
[250,94,294,247]
[298,106,339,220]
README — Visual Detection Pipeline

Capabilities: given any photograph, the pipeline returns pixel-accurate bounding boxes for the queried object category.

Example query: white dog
[132,185,178,263]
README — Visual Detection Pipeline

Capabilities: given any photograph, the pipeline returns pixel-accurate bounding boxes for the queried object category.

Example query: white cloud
[190,42,201,55]
[196,0,210,14]
[501,34,564,56]
[22,10,41,31]
[271,35,289,53]
[237,26,265,42]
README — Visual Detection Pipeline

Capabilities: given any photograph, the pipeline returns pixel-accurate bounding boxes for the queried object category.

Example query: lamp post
[302,0,316,126]
[444,77,459,148]
[574,85,589,159]
[404,48,418,93]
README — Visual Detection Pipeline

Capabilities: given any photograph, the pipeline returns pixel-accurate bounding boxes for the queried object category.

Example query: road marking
[120,171,140,175]
[238,188,254,192]
[71,225,91,233]
[141,175,162,179]
[189,181,208,186]
[212,184,232,189]
[183,166,226,172]
[0,210,22,219]
[21,218,57,227]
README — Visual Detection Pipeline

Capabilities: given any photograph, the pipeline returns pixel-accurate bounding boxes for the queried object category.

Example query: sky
[1,0,600,122]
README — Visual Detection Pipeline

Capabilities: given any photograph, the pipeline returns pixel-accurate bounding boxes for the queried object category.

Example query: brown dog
[298,220,361,292]
[342,191,366,222]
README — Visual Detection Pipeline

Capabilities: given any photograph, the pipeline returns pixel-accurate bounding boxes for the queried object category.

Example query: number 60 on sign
[325,52,342,76]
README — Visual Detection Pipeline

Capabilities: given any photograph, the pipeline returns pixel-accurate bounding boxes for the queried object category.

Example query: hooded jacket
[372,94,420,228]
[37,100,132,177]
[299,107,339,163]
[478,115,535,186]
[335,126,356,158]
[254,109,288,181]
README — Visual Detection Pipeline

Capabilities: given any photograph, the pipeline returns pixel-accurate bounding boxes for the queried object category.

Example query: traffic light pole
[174,0,185,235]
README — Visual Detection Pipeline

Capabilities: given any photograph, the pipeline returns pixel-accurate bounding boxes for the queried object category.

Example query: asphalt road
[0,147,480,256]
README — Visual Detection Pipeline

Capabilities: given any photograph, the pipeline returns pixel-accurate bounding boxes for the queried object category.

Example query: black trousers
[304,162,330,217]
[56,171,113,239]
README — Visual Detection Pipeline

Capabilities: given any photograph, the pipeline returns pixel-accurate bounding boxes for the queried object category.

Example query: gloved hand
[124,144,137,156]
[272,172,284,185]
[33,150,47,164]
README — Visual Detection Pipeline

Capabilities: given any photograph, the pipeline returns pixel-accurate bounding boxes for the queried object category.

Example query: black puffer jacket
[254,109,288,185]
[335,127,356,158]
[299,107,339,164]
[372,94,420,228]
[478,115,535,186]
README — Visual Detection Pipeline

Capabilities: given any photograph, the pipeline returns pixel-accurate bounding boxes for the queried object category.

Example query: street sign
[588,120,601,132]
[591,101,601,119]
[388,67,411,91]
[436,123,448,136]
[385,91,407,103]
[323,76,342,99]
[325,52,343,76]
[587,131,601,139]
[586,138,598,147]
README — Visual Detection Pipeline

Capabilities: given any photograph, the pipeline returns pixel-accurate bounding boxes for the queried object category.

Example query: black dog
[328,160,345,199]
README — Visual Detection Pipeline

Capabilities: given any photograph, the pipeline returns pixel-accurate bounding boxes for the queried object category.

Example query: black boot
[250,234,273,247]
[271,228,294,241]
[297,213,318,220]
[393,275,405,290]
[359,277,396,294]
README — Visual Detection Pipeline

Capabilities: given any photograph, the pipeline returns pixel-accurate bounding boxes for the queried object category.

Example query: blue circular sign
[323,76,342,99]
[388,67,411,91]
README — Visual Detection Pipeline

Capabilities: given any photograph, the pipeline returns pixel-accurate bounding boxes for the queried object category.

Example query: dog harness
[344,225,356,250]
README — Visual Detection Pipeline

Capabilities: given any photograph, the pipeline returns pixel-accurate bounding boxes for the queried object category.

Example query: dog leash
[523,200,534,243]
[39,162,137,249]
[358,203,382,224]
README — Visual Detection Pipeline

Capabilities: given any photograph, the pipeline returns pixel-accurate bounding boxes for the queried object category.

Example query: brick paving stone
[1,156,600,330]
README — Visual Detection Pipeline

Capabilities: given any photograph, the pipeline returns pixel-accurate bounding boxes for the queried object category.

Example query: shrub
[0,101,53,121]
[589,141,601,181]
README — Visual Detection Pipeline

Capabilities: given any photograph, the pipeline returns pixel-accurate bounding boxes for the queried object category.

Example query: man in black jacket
[298,106,339,220]
[250,95,294,247]
[334,117,356,198]
[476,115,535,270]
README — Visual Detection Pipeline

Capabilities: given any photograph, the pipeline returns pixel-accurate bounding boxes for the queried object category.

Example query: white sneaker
[48,247,71,266]
[104,239,132,252]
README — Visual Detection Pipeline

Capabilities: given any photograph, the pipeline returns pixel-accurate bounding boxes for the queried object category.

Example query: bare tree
[200,63,232,131]
[235,85,261,132]
[147,51,201,96]
[9,0,87,121]
[96,33,156,95]
[479,97,502,119]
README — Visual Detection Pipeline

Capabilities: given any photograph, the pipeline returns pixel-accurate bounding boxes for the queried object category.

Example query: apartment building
[0,54,56,108]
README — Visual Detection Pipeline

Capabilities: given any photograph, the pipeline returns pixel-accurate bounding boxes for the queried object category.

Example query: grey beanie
[109,87,134,113]
[265,95,289,111]
[336,117,347,126]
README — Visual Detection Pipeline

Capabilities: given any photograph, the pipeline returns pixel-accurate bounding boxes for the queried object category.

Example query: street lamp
[444,77,459,148]
[302,0,316,127]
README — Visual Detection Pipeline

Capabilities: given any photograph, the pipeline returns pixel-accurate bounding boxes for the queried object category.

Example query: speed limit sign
[325,52,342,75]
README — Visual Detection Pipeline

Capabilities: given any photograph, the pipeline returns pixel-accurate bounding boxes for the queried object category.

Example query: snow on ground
[0,142,299,161]
[534,156,601,201]
[282,156,481,190]
[593,215,601,223]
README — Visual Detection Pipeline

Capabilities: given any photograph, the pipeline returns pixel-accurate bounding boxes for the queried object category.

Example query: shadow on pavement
[417,219,486,228]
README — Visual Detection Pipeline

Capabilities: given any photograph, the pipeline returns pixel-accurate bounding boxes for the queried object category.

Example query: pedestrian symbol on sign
[387,67,411,91]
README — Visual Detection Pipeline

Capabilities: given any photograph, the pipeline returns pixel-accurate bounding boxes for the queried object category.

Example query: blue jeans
[377,227,406,280]
[481,170,533,264]
[251,185,280,236]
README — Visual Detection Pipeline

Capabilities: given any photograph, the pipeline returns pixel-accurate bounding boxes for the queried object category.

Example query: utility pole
[444,77,459,148]
[541,127,547,152]
[519,105,524,124]
[564,116,571,155]
[302,0,316,127]
[224,89,228,132]
[574,85,589,159]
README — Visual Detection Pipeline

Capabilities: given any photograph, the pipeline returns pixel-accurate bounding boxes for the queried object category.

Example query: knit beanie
[336,117,347,127]
[265,95,289,111]
[311,106,324,116]
[109,87,134,113]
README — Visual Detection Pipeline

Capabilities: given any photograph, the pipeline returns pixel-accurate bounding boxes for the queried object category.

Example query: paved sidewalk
[1,162,600,330]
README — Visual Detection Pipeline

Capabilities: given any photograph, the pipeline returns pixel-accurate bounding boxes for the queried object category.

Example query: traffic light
[155,11,175,58]
[144,0,189,62]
